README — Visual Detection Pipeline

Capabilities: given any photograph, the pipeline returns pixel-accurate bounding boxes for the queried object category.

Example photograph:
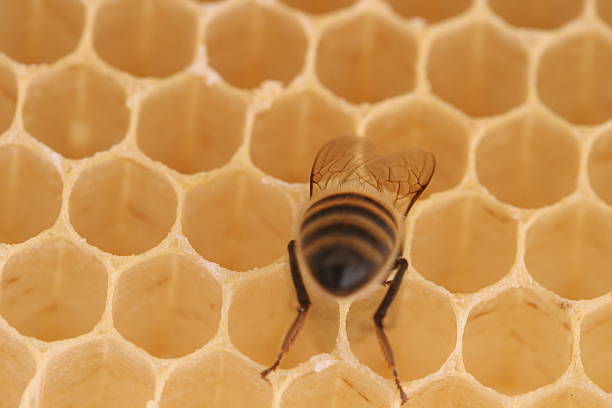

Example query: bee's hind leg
[383,258,404,286]
[374,257,409,404]
[261,240,311,380]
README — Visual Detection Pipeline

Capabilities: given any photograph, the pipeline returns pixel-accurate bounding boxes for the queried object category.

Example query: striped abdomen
[298,192,399,296]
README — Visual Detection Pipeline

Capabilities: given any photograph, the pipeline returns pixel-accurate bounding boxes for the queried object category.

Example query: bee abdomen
[298,193,398,296]
[302,203,396,240]
[301,193,398,245]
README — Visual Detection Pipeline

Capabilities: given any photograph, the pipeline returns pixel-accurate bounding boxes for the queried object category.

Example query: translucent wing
[309,136,375,196]
[356,149,435,215]
[310,137,435,216]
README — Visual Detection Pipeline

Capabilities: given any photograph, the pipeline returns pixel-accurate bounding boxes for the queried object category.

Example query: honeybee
[261,136,435,404]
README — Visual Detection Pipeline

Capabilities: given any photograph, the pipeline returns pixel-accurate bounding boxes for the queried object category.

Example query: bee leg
[383,258,404,286]
[374,258,409,404]
[261,240,311,380]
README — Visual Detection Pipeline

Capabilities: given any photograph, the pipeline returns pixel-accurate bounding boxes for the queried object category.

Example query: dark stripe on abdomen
[301,203,396,240]
[307,192,396,226]
[301,223,391,257]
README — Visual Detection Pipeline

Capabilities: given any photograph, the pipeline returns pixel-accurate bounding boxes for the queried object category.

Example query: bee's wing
[309,136,376,197]
[310,137,435,215]
[356,149,435,216]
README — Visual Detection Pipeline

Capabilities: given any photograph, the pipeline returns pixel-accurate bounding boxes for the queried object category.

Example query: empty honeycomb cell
[525,200,612,300]
[23,65,130,159]
[347,279,456,382]
[599,0,612,27]
[182,170,292,271]
[0,63,16,134]
[40,338,155,408]
[0,0,84,64]
[364,97,469,196]
[159,351,273,408]
[113,254,222,358]
[251,89,355,183]
[93,0,197,78]
[488,0,582,29]
[405,376,503,408]
[0,145,62,244]
[581,302,612,393]
[0,238,107,342]
[411,194,518,293]
[463,288,572,395]
[476,111,579,208]
[427,22,528,117]
[383,0,472,23]
[279,0,356,15]
[316,13,417,104]
[526,386,612,408]
[205,2,307,89]
[537,29,612,125]
[229,265,338,369]
[280,364,392,408]
[0,328,36,408]
[137,74,247,174]
[69,158,177,256]
[589,129,612,206]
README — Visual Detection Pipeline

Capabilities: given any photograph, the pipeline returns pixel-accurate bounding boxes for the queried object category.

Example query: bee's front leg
[374,257,409,404]
[261,240,311,379]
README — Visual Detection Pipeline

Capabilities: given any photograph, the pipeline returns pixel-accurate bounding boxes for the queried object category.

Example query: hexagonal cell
[205,2,307,89]
[525,200,612,300]
[251,89,355,183]
[476,111,579,208]
[23,65,130,159]
[113,254,221,358]
[182,170,292,271]
[0,327,36,408]
[537,29,612,125]
[0,145,62,244]
[69,158,177,256]
[137,74,247,174]
[463,288,572,395]
[526,386,612,408]
[93,0,197,77]
[229,265,338,369]
[280,364,392,408]
[589,129,612,206]
[0,238,107,342]
[384,0,472,23]
[599,0,612,27]
[39,338,155,408]
[347,279,456,382]
[364,97,469,196]
[0,63,16,134]
[405,376,503,408]
[0,0,84,64]
[160,351,272,408]
[427,22,528,117]
[316,13,417,104]
[279,0,356,14]
[581,302,612,393]
[488,0,582,29]
[411,194,518,293]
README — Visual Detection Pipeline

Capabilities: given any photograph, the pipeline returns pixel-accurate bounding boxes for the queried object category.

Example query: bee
[261,136,435,404]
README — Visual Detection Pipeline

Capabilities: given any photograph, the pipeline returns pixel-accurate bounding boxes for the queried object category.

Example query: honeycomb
[0,0,611,407]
